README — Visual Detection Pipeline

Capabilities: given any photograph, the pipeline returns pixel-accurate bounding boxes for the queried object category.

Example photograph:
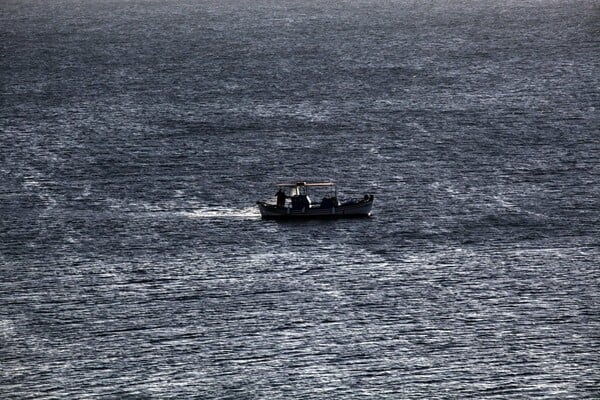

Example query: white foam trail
[182,206,260,219]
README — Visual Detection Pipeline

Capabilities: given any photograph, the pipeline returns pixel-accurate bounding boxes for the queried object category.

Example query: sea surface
[1,0,599,398]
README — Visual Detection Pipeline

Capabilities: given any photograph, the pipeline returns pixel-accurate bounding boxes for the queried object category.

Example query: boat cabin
[277,181,339,210]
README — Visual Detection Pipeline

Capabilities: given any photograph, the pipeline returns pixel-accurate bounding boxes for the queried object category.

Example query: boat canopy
[276,181,335,188]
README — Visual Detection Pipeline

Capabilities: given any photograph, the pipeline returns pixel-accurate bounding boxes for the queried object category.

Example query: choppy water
[1,0,599,398]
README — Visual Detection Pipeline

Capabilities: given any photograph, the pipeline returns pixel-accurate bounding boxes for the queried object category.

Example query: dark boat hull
[256,197,374,220]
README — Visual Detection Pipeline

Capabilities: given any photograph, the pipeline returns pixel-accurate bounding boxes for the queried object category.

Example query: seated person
[320,195,339,208]
[291,195,311,210]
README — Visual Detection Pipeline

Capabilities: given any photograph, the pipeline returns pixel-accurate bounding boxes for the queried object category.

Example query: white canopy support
[276,181,337,199]
[276,181,336,188]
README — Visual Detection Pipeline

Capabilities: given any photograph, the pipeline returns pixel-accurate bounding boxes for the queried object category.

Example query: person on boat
[276,188,287,208]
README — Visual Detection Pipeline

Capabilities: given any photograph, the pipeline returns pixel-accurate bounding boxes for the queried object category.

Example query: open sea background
[1,0,599,398]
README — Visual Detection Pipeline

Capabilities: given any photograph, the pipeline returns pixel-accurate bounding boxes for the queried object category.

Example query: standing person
[276,188,286,208]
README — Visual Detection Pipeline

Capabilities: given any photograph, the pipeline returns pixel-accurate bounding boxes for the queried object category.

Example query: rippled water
[1,0,599,398]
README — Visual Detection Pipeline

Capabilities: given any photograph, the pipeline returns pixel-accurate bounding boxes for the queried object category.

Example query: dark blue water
[1,0,599,398]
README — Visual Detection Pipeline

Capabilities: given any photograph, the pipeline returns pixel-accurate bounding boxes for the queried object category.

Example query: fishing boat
[256,181,374,220]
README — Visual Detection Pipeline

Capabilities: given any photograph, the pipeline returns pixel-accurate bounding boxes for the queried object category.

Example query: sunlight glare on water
[1,0,598,398]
